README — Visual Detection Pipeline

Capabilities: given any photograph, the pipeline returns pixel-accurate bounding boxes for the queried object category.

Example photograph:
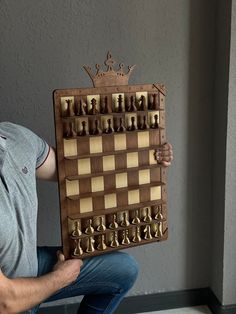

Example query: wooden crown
[83,52,136,87]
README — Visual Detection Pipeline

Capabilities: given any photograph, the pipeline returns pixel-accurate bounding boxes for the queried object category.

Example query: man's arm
[0,252,82,314]
[36,146,58,181]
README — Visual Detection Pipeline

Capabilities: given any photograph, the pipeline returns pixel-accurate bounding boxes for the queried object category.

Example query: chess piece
[73,239,83,256]
[132,226,141,243]
[153,93,159,109]
[132,209,140,224]
[120,212,130,227]
[126,96,132,112]
[97,216,106,232]
[150,114,159,129]
[77,99,87,115]
[85,219,94,234]
[104,118,114,134]
[97,234,107,251]
[109,214,118,229]
[116,117,126,132]
[117,94,124,112]
[89,98,99,115]
[101,96,112,113]
[143,207,152,223]
[130,95,137,111]
[121,229,130,245]
[66,99,75,117]
[139,115,149,130]
[110,231,119,247]
[139,95,147,111]
[91,119,102,135]
[154,222,163,238]
[71,220,82,237]
[128,116,137,131]
[69,122,77,137]
[143,225,152,240]
[79,121,89,136]
[63,122,70,138]
[149,94,154,109]
[154,205,163,220]
[86,236,95,253]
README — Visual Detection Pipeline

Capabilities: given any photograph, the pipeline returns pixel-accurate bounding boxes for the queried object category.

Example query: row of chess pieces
[70,206,163,238]
[62,93,160,118]
[63,113,159,138]
[71,221,164,256]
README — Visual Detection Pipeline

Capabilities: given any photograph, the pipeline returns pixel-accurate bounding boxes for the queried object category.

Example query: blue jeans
[24,247,139,314]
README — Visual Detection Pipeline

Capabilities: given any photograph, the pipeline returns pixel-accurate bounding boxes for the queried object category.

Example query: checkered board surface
[53,83,169,258]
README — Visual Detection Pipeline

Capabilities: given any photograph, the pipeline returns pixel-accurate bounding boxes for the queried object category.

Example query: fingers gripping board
[53,56,168,259]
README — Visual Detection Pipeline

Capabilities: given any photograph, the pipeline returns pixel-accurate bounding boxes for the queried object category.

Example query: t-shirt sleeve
[35,137,50,169]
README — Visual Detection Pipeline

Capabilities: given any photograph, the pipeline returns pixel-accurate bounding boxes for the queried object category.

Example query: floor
[137,305,212,314]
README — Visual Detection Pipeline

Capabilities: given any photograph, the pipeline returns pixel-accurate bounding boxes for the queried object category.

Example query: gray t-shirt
[0,122,49,278]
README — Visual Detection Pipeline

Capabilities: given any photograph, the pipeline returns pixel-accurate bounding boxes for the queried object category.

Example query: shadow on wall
[185,0,215,287]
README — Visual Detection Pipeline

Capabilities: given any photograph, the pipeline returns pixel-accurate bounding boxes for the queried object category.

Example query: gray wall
[0,0,235,307]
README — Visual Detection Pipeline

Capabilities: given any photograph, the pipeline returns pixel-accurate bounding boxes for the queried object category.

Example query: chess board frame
[53,83,168,259]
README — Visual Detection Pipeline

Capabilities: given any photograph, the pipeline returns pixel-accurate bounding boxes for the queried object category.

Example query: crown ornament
[83,52,136,87]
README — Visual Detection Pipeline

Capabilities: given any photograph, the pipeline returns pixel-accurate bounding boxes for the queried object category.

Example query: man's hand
[52,251,83,288]
[155,143,173,167]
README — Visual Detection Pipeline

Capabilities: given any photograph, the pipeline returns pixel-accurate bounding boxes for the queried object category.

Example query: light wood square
[149,149,156,165]
[138,131,149,148]
[128,189,140,205]
[148,111,160,125]
[125,113,137,127]
[114,134,126,151]
[66,179,79,196]
[80,197,93,213]
[112,93,125,111]
[61,96,74,116]
[127,152,139,168]
[103,155,115,171]
[92,176,104,192]
[116,172,128,188]
[104,193,117,209]
[75,117,89,132]
[139,169,150,185]
[90,137,102,154]
[63,139,77,157]
[101,115,113,129]
[77,158,91,175]
[135,91,148,109]
[87,94,100,113]
[150,186,161,201]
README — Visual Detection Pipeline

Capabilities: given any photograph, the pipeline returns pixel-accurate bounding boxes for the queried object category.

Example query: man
[0,122,173,314]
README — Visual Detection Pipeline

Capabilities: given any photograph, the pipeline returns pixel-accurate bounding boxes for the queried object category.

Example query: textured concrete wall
[0,0,215,300]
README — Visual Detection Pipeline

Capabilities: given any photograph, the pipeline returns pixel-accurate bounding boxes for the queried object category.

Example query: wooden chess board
[53,55,169,259]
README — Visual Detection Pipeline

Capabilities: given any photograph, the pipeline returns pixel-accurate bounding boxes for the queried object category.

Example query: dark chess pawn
[66,99,75,117]
[110,231,119,247]
[143,207,152,223]
[73,239,83,256]
[69,122,77,137]
[144,225,152,240]
[153,93,159,110]
[130,95,137,111]
[77,99,87,115]
[150,114,159,129]
[116,117,126,132]
[104,118,114,134]
[128,116,137,131]
[97,216,106,232]
[91,119,102,135]
[79,121,89,136]
[139,116,149,130]
[126,96,132,112]
[63,122,70,138]
[97,234,107,251]
[139,95,147,111]
[117,94,124,112]
[132,226,141,243]
[86,236,95,253]
[89,98,99,115]
[121,229,130,245]
[71,220,82,237]
[149,94,154,110]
